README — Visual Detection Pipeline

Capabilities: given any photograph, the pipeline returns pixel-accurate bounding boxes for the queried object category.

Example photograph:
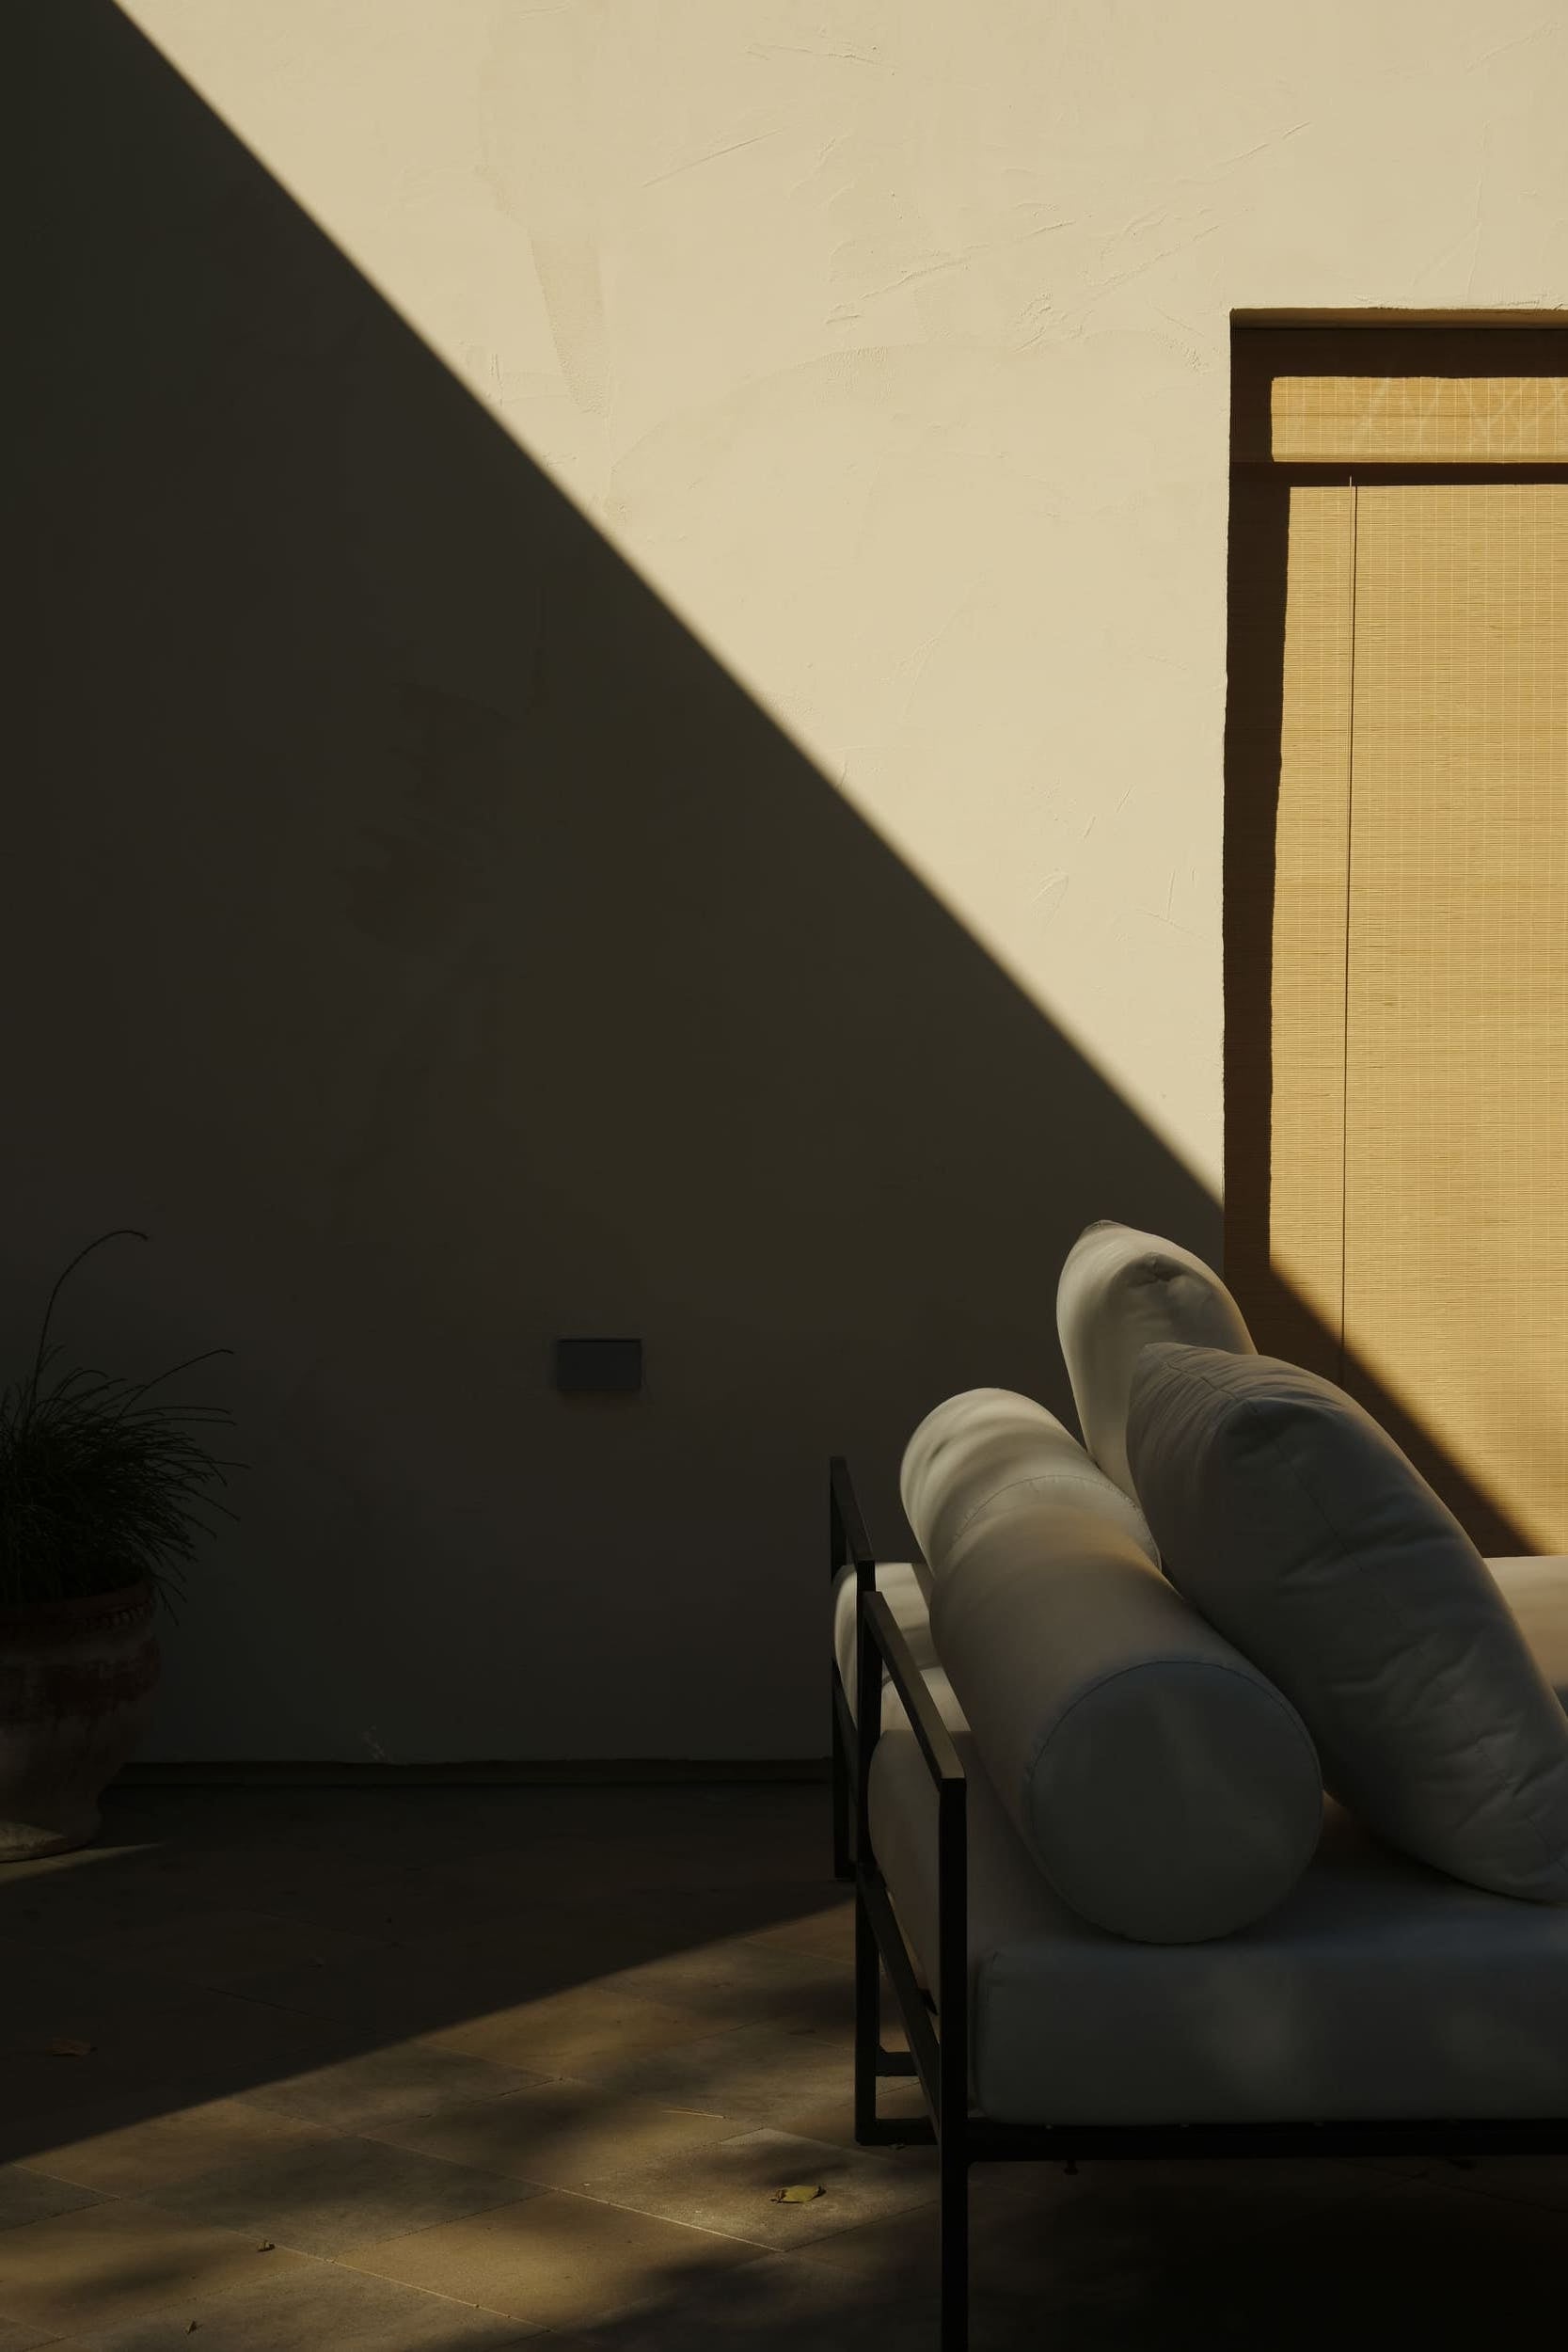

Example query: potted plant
[0,1231,239,1859]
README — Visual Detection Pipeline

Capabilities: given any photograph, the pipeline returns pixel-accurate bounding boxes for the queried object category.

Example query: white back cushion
[1056,1222,1254,1501]
[1129,1344,1568,1904]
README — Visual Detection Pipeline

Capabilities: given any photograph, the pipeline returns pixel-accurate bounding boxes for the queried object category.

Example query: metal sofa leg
[853,1868,881,2143]
[940,2137,970,2352]
[831,1680,854,1882]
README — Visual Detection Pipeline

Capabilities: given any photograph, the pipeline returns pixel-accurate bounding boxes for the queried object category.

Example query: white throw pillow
[1128,1343,1568,1903]
[1056,1222,1255,1502]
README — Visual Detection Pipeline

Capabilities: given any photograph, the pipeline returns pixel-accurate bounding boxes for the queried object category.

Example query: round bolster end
[1030,1658,1324,1943]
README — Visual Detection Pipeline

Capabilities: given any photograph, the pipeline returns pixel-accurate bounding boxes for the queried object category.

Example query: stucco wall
[11,2,1564,1756]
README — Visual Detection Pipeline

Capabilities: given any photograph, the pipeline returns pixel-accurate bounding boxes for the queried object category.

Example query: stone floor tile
[63,2256,546,2349]
[519,1882,851,1965]
[98,1788,556,1874]
[759,2076,929,2150]
[64,1909,383,1992]
[0,2200,309,2335]
[2,1977,344,2117]
[444,1806,832,1908]
[7,1845,468,1953]
[738,1900,856,1966]
[147,2131,535,2256]
[0,1943,184,2066]
[1000,2152,1409,2211]
[578,2124,936,2252]
[370,2079,740,2189]
[587,2021,854,2122]
[501,1837,829,1905]
[238,1890,845,2040]
[789,2196,943,2289]
[229,1859,499,1943]
[426,1986,722,2081]
[575,1877,847,1942]
[0,2167,104,2234]
[961,2169,1566,2348]
[241,2040,547,2134]
[22,2095,332,2198]
[0,2316,82,2350]
[230,1910,747,2039]
[341,2188,748,2330]
[571,2247,930,2349]
[590,1937,848,2036]
[1411,2153,1568,2210]
[0,1867,249,1955]
[214,1945,519,2037]
[0,2059,170,2165]
[0,1935,124,2008]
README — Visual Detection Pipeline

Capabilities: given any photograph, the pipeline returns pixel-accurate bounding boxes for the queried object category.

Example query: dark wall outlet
[554,1337,642,1395]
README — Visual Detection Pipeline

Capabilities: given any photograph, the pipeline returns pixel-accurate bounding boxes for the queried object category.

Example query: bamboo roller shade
[1268,469,1568,1554]
[1273,374,1568,462]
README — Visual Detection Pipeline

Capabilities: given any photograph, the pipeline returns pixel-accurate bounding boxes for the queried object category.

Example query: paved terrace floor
[0,1784,1561,2349]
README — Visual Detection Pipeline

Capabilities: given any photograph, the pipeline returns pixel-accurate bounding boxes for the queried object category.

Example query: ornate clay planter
[0,1582,159,1860]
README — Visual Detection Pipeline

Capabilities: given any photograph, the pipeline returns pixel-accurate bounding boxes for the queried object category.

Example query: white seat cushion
[1489,1558,1568,1708]
[871,1721,1568,2125]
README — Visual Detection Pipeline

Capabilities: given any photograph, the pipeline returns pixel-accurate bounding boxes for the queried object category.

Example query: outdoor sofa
[829,1221,1568,2349]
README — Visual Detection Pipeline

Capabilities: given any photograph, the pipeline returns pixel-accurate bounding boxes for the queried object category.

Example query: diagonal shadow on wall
[8,0,1528,1766]
[11,0,1233,1778]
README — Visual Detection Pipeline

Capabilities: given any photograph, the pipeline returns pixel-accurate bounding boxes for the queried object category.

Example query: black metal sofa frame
[829,1456,1568,2351]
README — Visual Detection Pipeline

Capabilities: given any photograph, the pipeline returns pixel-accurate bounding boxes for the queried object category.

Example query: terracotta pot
[0,1582,160,1861]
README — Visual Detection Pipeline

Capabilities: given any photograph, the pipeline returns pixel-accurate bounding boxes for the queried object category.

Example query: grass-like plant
[0,1232,241,1613]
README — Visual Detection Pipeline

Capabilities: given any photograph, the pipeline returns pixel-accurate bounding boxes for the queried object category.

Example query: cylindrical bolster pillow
[1055,1221,1255,1503]
[901,1387,1155,1571]
[929,1485,1323,1942]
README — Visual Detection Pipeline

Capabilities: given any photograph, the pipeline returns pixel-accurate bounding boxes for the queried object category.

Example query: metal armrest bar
[829,1457,876,1883]
[862,1590,965,1788]
[829,1453,873,1577]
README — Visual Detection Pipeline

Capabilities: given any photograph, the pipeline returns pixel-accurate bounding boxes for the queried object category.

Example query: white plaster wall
[12,3,1563,1759]
[122,0,1568,1180]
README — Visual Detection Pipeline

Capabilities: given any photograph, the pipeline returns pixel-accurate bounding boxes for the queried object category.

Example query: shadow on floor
[1,1783,848,2157]
[4,1788,1567,2349]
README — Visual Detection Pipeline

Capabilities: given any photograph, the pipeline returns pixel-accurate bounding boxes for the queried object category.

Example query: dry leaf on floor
[774,2184,824,2203]
[258,2240,276,2251]
[47,2037,94,2057]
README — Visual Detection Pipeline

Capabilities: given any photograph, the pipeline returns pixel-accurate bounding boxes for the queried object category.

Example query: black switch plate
[555,1337,642,1395]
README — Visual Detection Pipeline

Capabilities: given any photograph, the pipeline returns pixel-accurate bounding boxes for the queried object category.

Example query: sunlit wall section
[121,0,1566,1181]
